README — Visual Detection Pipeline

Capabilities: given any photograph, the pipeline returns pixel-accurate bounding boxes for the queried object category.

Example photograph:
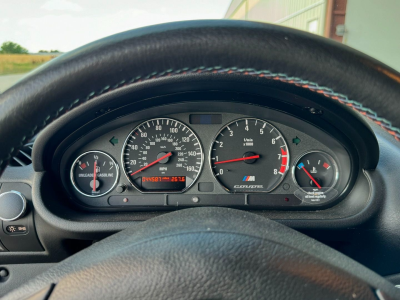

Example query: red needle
[93,160,97,192]
[300,166,322,189]
[214,155,260,165]
[130,152,172,176]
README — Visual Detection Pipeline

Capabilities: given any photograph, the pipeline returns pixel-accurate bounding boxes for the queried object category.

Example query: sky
[0,0,232,53]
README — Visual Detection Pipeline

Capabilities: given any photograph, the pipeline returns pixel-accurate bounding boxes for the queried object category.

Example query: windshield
[1,0,399,92]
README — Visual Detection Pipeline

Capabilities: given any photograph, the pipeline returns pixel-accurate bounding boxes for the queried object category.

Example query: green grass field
[0,54,55,75]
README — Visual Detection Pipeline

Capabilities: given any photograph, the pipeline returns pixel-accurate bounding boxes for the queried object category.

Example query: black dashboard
[57,101,356,211]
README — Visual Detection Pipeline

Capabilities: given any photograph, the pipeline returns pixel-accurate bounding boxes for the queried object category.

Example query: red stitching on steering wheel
[1,66,399,174]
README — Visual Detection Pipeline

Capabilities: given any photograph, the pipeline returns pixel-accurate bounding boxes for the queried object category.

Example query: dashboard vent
[9,142,34,167]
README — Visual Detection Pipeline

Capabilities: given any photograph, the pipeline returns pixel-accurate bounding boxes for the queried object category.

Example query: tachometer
[210,118,289,193]
[122,118,203,193]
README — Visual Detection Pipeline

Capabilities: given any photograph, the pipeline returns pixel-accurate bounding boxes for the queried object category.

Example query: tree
[39,49,60,53]
[0,41,29,54]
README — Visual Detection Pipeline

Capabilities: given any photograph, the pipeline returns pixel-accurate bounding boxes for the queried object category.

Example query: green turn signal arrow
[292,136,301,145]
[109,136,119,146]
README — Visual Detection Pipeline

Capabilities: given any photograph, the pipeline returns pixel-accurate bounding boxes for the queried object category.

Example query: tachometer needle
[93,160,97,192]
[299,163,322,189]
[214,155,260,165]
[130,152,172,176]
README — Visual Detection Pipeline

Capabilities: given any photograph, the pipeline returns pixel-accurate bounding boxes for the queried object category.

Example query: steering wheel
[2,20,400,299]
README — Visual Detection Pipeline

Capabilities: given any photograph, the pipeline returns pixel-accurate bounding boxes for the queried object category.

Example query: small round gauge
[122,118,203,193]
[70,151,119,197]
[293,151,339,204]
[210,118,289,193]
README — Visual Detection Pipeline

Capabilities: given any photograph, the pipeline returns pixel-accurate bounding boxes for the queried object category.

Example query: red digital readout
[142,176,186,183]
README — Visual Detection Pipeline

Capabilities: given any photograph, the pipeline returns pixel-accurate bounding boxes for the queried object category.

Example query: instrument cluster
[60,104,353,210]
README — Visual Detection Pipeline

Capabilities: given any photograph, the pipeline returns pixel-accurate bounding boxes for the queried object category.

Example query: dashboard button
[115,184,126,193]
[6,225,27,234]
[0,191,27,221]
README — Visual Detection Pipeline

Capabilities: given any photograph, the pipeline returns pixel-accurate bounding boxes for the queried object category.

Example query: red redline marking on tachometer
[130,152,172,176]
[214,155,260,165]
[280,148,288,172]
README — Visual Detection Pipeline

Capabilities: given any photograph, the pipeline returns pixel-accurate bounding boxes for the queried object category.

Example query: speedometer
[210,118,289,193]
[122,118,203,193]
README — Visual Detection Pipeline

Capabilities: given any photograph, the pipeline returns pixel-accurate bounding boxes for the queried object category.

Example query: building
[225,0,347,42]
[224,0,400,72]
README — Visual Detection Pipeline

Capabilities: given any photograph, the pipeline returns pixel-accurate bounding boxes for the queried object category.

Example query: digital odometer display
[210,118,289,193]
[142,176,186,190]
[122,118,203,193]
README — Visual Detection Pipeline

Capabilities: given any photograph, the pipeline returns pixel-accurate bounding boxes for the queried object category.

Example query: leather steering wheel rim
[1,20,400,299]
[5,207,400,299]
[0,20,400,173]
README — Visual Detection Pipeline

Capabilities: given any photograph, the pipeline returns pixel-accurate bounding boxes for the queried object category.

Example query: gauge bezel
[292,150,339,193]
[121,118,204,194]
[70,150,119,198]
[209,117,290,193]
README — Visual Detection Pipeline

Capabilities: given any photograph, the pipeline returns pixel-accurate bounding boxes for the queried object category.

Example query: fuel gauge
[70,151,119,197]
[293,151,339,204]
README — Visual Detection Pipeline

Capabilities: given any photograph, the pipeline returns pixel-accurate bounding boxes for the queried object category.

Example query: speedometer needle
[130,152,172,176]
[299,164,322,189]
[214,155,260,165]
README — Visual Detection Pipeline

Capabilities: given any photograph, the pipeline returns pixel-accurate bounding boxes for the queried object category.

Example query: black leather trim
[0,20,400,174]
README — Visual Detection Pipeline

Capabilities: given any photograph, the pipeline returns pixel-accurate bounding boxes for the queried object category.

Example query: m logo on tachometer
[242,176,255,181]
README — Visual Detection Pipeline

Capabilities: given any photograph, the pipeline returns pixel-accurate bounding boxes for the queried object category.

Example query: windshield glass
[1,0,399,92]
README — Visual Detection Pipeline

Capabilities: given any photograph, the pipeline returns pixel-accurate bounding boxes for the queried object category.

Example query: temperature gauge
[70,151,119,197]
[293,151,339,204]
